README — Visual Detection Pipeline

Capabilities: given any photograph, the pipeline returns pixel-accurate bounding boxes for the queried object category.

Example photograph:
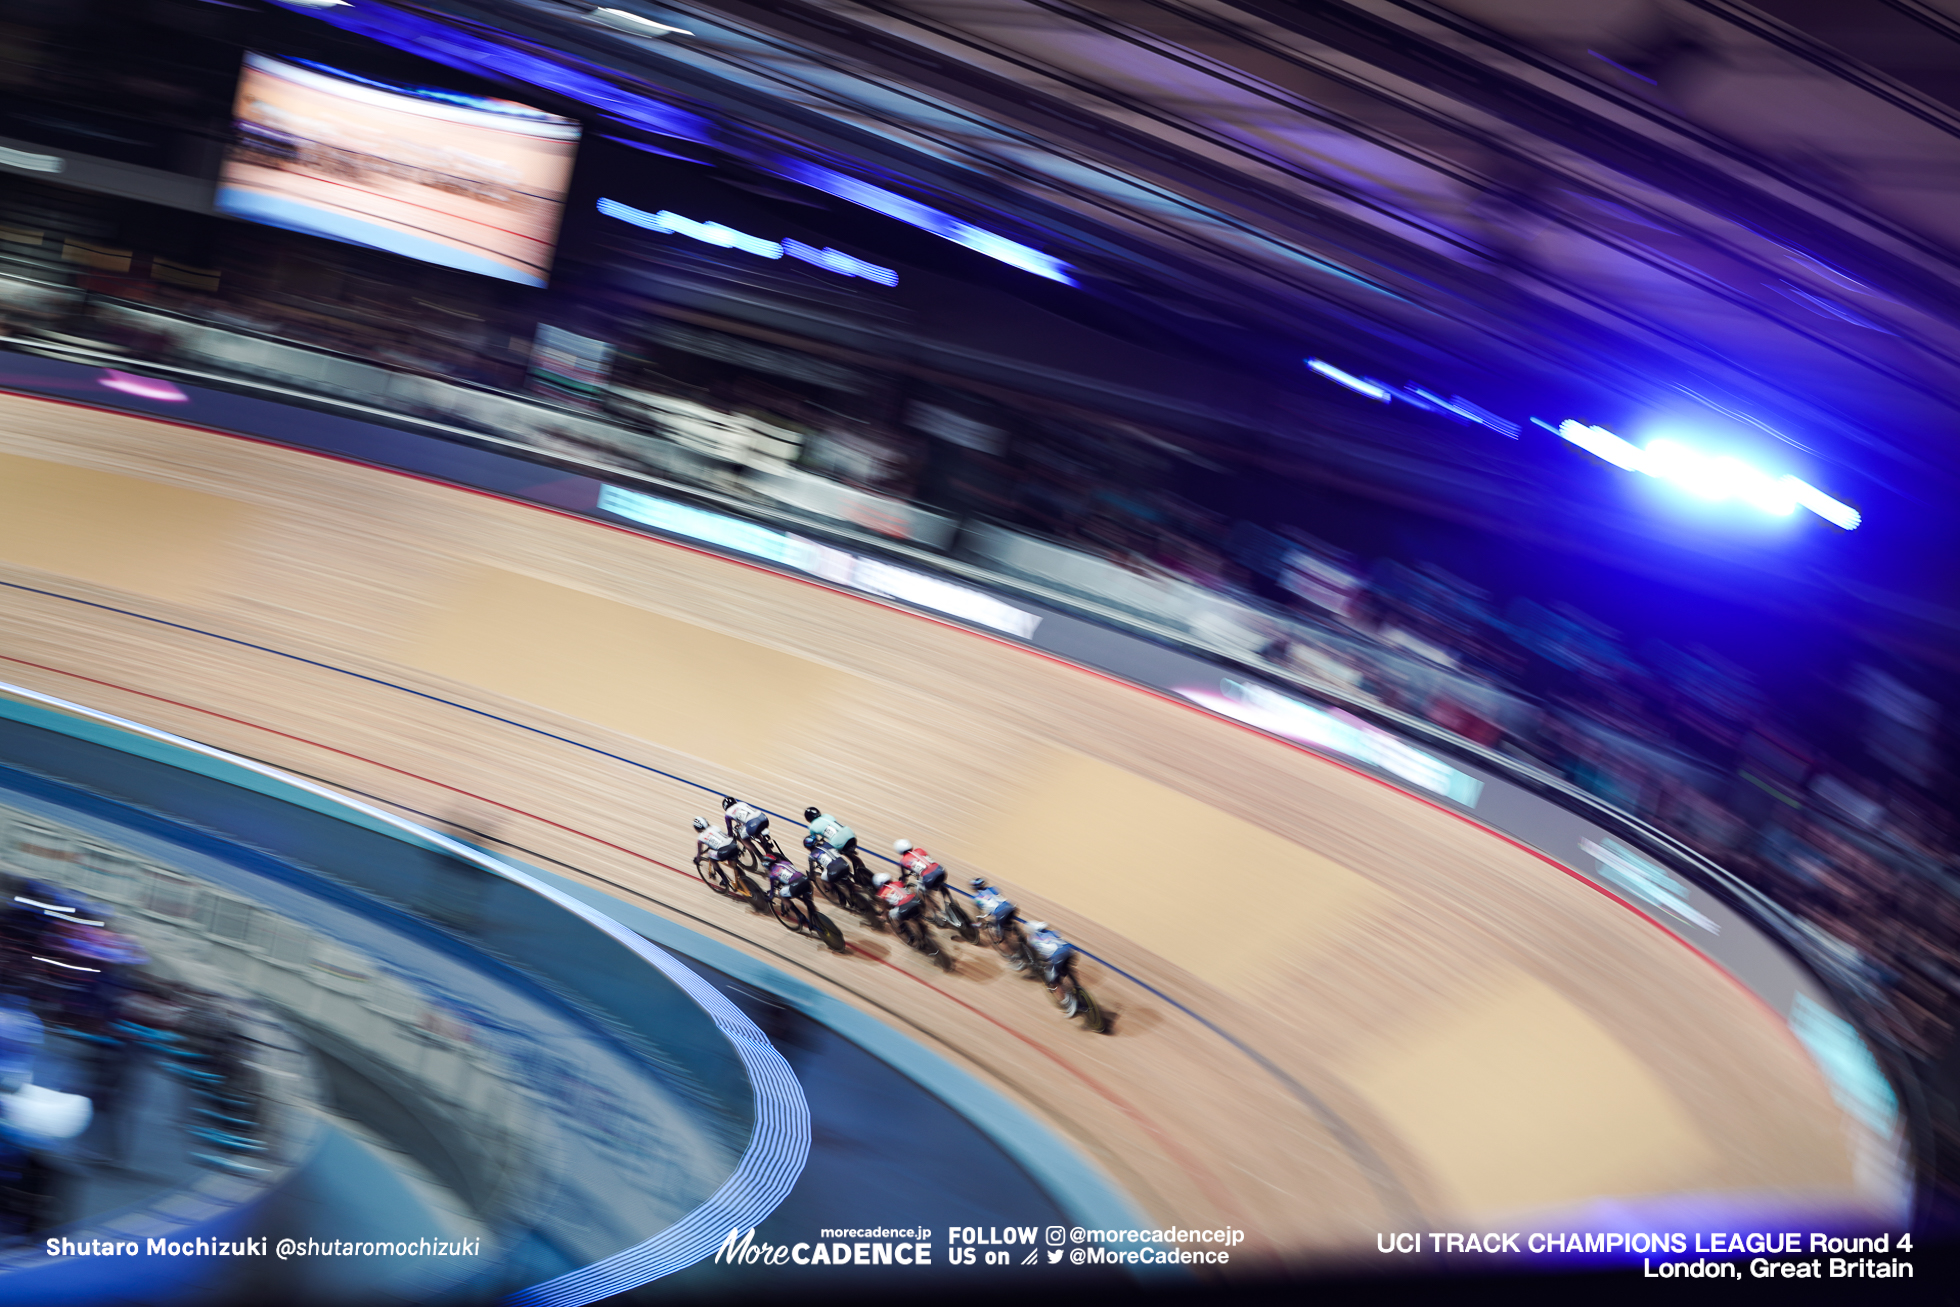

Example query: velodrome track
[0,390,1869,1267]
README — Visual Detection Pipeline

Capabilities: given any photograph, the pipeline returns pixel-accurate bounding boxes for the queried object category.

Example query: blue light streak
[1405,386,1520,438]
[1555,420,1860,529]
[1305,358,1390,402]
[773,160,1073,285]
[599,199,898,285]
[783,238,899,287]
[600,198,783,258]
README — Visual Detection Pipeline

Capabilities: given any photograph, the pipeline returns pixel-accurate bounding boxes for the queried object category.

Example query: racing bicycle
[908,862,978,944]
[695,848,771,915]
[882,882,948,970]
[766,859,846,952]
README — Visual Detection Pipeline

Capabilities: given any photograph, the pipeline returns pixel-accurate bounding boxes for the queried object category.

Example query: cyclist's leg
[840,838,871,881]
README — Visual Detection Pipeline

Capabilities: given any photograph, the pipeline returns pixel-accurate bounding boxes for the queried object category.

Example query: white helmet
[892,838,913,854]
[873,871,892,888]
[691,817,708,831]
[1027,921,1049,934]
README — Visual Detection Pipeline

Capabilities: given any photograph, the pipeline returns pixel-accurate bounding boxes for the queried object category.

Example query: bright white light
[849,559,1042,638]
[15,896,75,912]
[1557,419,1644,470]
[1789,480,1862,530]
[600,199,900,286]
[595,486,1041,636]
[599,197,781,258]
[0,144,62,173]
[1306,358,1390,402]
[1643,439,1731,499]
[1557,420,1857,528]
[589,8,691,36]
[1178,680,1484,806]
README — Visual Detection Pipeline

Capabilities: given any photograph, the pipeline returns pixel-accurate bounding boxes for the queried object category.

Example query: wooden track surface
[0,393,1871,1267]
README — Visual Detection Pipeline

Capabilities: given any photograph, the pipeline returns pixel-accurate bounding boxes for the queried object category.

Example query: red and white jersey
[898,848,940,879]
[877,880,920,911]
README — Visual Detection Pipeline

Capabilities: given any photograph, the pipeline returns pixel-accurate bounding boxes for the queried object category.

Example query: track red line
[0,649,1247,1218]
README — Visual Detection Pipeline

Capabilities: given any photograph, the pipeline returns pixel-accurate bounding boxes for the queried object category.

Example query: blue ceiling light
[1306,357,1391,402]
[1405,386,1519,438]
[1308,360,1522,437]
[599,198,899,285]
[772,160,1074,285]
[782,239,899,287]
[1555,420,1860,529]
[601,199,784,257]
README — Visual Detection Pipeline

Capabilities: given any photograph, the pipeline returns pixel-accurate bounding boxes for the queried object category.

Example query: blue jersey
[1028,929,1072,962]
[973,887,1015,922]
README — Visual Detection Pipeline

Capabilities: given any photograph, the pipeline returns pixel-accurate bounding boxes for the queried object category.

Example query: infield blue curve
[0,685,809,1307]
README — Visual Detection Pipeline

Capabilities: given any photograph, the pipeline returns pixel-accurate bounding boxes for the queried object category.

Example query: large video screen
[218,54,580,287]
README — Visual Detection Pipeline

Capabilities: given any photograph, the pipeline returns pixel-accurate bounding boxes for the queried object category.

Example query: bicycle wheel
[814,912,846,953]
[997,923,1031,971]
[694,856,732,895]
[1076,986,1106,1033]
[772,894,810,933]
[734,872,771,913]
[941,898,977,943]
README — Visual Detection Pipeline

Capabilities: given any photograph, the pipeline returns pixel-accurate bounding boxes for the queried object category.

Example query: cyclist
[722,796,781,860]
[893,838,944,889]
[1023,922,1077,989]
[895,840,973,938]
[692,816,741,863]
[722,796,768,839]
[892,838,943,887]
[803,806,869,881]
[969,877,1014,926]
[872,871,923,923]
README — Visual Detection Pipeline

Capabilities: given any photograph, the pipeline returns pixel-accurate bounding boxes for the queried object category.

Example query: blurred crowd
[0,873,272,1241]
[1230,540,1960,1068]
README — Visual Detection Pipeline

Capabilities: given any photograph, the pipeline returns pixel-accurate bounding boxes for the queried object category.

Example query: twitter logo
[1046,1249,1064,1264]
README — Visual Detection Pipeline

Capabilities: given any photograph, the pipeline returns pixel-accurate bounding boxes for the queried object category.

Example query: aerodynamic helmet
[721,796,737,810]
[872,872,892,888]
[691,817,708,832]
[803,806,822,823]
[969,876,988,890]
[1027,922,1049,934]
[893,838,913,854]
